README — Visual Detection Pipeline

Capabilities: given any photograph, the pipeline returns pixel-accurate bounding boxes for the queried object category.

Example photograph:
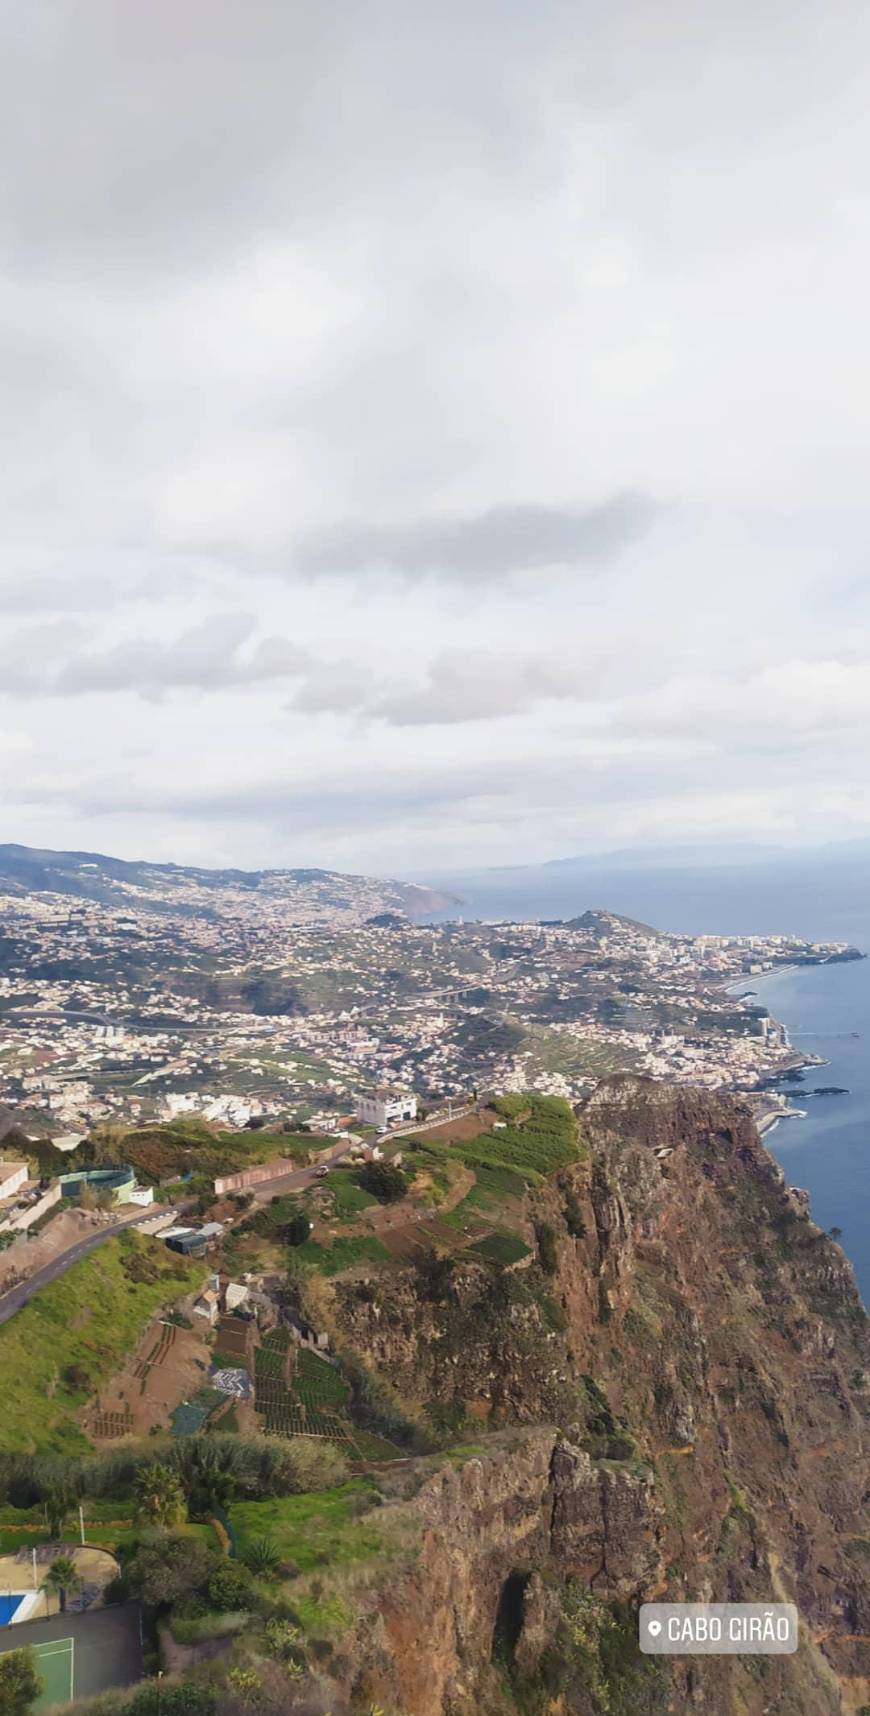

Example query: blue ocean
[424,851,870,1300]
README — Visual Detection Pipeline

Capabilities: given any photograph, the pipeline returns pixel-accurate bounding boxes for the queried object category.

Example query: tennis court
[0,1603,142,1708]
[31,1637,74,1712]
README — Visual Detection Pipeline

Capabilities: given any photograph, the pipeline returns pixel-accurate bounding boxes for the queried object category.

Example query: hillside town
[0,873,859,1145]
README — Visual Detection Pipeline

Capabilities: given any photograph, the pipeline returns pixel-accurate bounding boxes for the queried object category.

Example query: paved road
[0,1107,481,1317]
[0,1208,169,1328]
[249,1140,357,1202]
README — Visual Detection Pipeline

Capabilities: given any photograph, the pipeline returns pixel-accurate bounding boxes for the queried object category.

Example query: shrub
[207,1561,256,1612]
[62,1362,92,1391]
[0,1647,40,1715]
[357,1161,408,1204]
[286,1212,312,1247]
[126,1685,217,1716]
[263,1617,305,1662]
[564,1188,586,1238]
[534,1220,559,1276]
[242,1535,282,1575]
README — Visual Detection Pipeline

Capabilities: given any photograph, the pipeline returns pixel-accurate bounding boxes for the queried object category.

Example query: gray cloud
[60,617,314,698]
[0,615,311,699]
[0,562,208,616]
[295,494,657,582]
[368,650,585,725]
[0,571,110,614]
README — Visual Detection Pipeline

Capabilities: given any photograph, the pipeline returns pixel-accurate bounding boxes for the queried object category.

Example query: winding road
[0,1208,169,1328]
[0,1107,479,1325]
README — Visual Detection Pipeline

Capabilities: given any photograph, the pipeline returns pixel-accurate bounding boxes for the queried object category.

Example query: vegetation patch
[228,1481,381,1573]
[529,1587,667,1714]
[320,1169,378,1219]
[295,1350,350,1409]
[447,1095,579,1183]
[295,1235,390,1276]
[0,1232,206,1454]
[469,1231,531,1268]
[33,1118,329,1188]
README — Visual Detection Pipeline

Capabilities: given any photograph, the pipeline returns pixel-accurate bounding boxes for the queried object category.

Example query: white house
[193,1288,220,1326]
[355,1087,417,1130]
[0,1162,29,1203]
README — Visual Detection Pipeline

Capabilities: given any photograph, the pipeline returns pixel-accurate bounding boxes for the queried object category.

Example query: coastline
[745,949,868,1306]
[754,1103,808,1137]
[724,966,829,1125]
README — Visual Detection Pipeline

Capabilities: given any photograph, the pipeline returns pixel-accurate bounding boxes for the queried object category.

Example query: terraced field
[252,1330,403,1462]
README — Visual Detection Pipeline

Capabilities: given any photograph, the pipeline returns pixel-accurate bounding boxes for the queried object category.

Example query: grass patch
[0,1231,206,1454]
[228,1482,381,1573]
[296,1236,390,1276]
[469,1230,531,1268]
[452,1095,578,1181]
[292,1591,352,1637]
[322,1169,378,1219]
[211,1349,248,1371]
[350,1430,406,1462]
[171,1611,249,1645]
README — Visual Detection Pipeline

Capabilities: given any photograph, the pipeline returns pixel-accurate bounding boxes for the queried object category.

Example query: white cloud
[1,1,870,867]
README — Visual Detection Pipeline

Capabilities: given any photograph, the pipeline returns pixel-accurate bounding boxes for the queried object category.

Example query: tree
[127,1532,216,1607]
[133,1462,186,1529]
[0,1647,41,1715]
[41,1555,83,1615]
[357,1161,408,1204]
[285,1211,311,1247]
[42,1484,71,1539]
[170,1440,238,1518]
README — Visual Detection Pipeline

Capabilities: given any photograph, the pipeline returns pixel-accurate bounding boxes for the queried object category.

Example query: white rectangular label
[640,1602,799,1654]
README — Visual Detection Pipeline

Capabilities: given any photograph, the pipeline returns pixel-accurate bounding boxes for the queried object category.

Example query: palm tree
[171,1441,236,1519]
[41,1556,82,1615]
[42,1488,69,1540]
[42,1476,79,1540]
[133,1462,186,1529]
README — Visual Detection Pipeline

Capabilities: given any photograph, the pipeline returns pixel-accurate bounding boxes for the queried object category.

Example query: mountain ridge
[0,842,456,924]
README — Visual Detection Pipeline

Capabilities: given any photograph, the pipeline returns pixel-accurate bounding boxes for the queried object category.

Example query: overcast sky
[2,0,870,877]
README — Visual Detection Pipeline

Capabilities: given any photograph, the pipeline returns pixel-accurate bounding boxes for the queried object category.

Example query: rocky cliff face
[322,1078,869,1716]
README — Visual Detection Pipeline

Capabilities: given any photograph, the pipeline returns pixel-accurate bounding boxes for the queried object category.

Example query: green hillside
[0,1231,206,1453]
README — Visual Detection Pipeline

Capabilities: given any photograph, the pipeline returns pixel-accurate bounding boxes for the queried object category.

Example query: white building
[0,1162,29,1203]
[193,1288,220,1326]
[355,1086,417,1130]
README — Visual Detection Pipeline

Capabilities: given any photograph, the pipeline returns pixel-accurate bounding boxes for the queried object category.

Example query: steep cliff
[315,1078,869,1715]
